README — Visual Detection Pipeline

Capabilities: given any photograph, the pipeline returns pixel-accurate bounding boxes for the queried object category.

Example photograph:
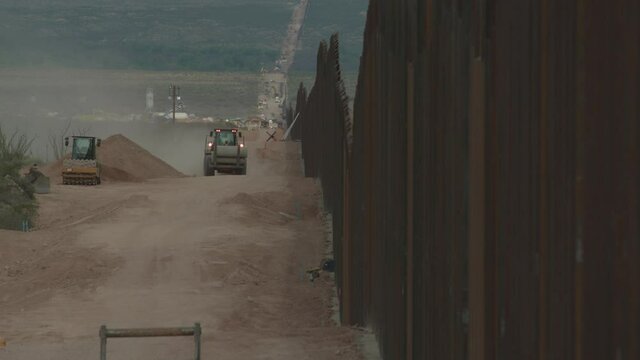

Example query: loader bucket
[25,168,50,194]
[32,173,50,194]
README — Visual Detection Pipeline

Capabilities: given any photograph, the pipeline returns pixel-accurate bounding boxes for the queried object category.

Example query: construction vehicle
[62,136,101,185]
[24,164,50,194]
[203,128,247,176]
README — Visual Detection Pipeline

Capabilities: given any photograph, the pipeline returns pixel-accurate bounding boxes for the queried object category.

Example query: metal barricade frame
[99,323,201,360]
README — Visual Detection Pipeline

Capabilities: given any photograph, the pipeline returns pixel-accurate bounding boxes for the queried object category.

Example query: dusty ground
[0,134,363,359]
[0,1,365,358]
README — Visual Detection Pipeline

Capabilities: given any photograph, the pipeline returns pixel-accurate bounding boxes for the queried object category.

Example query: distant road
[256,0,310,126]
[279,0,310,74]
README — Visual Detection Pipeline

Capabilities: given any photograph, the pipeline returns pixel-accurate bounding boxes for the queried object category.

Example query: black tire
[203,155,214,176]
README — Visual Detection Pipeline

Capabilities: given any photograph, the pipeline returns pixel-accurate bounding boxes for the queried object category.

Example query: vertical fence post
[574,0,587,358]
[468,54,487,360]
[538,1,550,358]
[342,135,352,325]
[194,322,201,360]
[99,325,107,360]
[405,62,415,360]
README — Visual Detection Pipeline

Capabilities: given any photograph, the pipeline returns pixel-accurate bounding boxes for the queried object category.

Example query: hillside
[292,0,368,73]
[0,0,295,72]
[288,0,368,101]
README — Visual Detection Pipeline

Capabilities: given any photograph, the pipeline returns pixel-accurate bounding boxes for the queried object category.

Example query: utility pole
[169,84,180,124]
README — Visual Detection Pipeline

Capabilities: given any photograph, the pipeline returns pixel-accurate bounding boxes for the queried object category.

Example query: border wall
[296,1,639,359]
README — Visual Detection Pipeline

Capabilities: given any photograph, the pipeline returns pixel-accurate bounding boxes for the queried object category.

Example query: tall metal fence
[296,1,639,359]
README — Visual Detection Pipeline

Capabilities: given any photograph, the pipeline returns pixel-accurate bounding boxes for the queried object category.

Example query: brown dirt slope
[43,134,184,183]
[98,134,184,181]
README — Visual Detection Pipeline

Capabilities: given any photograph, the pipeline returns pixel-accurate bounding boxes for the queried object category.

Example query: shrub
[0,126,37,230]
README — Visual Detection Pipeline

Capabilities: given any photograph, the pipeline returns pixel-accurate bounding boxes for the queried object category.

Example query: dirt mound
[43,134,183,183]
[98,134,184,181]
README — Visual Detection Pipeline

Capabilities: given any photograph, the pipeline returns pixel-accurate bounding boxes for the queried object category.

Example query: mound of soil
[98,134,184,181]
[44,134,183,183]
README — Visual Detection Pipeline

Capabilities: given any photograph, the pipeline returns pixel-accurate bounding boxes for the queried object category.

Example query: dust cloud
[0,69,259,176]
[3,115,213,176]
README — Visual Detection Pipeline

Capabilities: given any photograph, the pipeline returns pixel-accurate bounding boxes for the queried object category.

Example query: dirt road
[257,0,309,126]
[278,0,310,74]
[0,135,362,359]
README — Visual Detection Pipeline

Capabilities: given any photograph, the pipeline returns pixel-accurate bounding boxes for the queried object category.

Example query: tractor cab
[215,129,237,146]
[62,136,102,185]
[203,129,247,176]
[209,128,243,147]
[65,136,101,160]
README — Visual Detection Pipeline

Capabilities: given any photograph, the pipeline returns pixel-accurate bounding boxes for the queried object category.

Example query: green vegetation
[0,126,37,231]
[0,0,293,72]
